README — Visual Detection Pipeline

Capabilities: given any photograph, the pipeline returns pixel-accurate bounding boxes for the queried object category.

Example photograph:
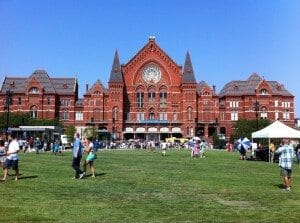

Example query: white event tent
[252,120,300,139]
[251,120,300,162]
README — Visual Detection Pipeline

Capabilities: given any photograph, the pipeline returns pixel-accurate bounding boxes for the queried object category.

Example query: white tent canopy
[252,120,300,139]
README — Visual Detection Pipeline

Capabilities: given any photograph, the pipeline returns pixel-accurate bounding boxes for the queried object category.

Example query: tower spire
[182,51,196,83]
[109,50,123,83]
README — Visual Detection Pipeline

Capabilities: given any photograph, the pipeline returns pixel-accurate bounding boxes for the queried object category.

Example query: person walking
[83,137,96,178]
[1,134,20,181]
[72,133,85,179]
[275,139,295,192]
[269,140,276,163]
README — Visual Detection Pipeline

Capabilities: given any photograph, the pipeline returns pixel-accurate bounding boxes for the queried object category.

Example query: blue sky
[1,0,300,116]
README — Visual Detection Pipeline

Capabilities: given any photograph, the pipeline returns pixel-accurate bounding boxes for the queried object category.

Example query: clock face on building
[142,64,161,84]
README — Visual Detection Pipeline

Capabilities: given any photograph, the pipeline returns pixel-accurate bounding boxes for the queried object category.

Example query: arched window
[29,87,39,93]
[136,91,144,108]
[259,89,269,95]
[149,108,155,120]
[30,105,38,118]
[148,91,155,103]
[113,107,118,121]
[187,107,193,121]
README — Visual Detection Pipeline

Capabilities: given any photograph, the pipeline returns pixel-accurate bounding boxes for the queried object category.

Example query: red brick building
[218,73,294,137]
[0,70,78,125]
[0,38,295,140]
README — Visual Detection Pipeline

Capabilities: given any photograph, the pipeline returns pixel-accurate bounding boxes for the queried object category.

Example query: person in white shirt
[1,134,20,181]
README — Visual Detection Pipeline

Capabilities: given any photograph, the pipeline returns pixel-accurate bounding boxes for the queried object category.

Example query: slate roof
[182,51,196,83]
[0,69,77,95]
[108,50,123,83]
[219,73,293,97]
[197,81,217,96]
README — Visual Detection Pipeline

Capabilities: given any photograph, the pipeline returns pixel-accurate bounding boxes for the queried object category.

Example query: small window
[30,106,38,118]
[259,89,269,95]
[47,97,51,105]
[29,87,39,93]
[18,97,22,105]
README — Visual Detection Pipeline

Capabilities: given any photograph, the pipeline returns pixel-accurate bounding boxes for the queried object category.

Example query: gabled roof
[219,73,293,97]
[123,37,181,69]
[197,81,217,96]
[0,69,77,95]
[108,50,123,83]
[85,79,108,95]
[182,51,196,83]
[28,70,56,93]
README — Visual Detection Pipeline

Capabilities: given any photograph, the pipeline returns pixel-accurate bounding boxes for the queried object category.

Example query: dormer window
[259,89,269,95]
[276,84,282,91]
[234,85,238,91]
[10,81,15,88]
[63,84,68,89]
[29,87,39,93]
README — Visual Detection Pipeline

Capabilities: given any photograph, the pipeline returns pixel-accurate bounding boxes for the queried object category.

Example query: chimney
[213,85,216,92]
[86,84,89,92]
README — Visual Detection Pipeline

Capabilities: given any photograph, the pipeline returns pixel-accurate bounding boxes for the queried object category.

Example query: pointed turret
[109,50,123,83]
[182,51,196,83]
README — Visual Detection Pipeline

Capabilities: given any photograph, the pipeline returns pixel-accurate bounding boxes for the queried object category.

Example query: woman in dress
[83,137,96,178]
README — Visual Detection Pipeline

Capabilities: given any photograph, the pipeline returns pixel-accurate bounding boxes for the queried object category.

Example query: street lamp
[5,89,14,139]
[253,100,260,131]
[112,117,115,143]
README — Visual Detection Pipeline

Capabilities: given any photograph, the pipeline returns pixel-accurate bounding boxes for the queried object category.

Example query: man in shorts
[1,134,20,181]
[275,139,295,191]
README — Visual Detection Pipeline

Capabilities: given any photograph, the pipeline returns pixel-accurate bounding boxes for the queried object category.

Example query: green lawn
[0,149,300,223]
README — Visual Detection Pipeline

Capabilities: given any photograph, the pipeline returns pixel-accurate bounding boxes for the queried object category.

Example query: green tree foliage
[0,112,62,129]
[83,126,98,140]
[232,119,270,139]
[65,125,76,140]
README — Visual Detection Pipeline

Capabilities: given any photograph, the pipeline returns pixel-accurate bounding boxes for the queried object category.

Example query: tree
[232,119,270,140]
[65,125,76,140]
[83,127,98,140]
[0,112,62,132]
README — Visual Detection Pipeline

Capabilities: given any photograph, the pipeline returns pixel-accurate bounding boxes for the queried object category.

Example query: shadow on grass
[275,184,285,189]
[84,173,106,178]
[18,175,39,180]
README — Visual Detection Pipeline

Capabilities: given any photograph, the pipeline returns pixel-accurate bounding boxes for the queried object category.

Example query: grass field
[0,149,300,223]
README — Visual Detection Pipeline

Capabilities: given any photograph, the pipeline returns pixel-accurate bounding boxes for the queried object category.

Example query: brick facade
[0,38,295,140]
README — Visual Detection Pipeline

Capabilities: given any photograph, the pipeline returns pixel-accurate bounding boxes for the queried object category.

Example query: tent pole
[268,138,271,163]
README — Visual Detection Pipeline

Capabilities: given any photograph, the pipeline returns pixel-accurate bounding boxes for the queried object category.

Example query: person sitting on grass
[83,137,96,178]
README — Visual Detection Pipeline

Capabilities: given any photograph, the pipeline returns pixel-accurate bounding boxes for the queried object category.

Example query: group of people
[191,139,206,158]
[0,133,298,193]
